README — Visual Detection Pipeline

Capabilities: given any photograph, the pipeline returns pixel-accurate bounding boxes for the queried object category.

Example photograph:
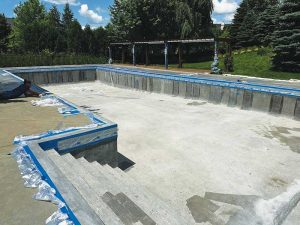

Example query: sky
[0,0,242,29]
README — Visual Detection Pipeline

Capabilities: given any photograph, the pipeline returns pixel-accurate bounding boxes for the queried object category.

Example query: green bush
[0,53,108,67]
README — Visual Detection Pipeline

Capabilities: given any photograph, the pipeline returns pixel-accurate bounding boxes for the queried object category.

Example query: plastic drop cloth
[12,143,74,225]
[14,123,99,143]
[31,95,63,107]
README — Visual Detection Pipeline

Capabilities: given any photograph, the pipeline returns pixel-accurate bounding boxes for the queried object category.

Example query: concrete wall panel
[221,88,230,105]
[179,81,187,98]
[200,84,210,101]
[186,83,193,99]
[152,78,162,93]
[147,77,153,92]
[173,81,179,96]
[142,77,147,91]
[228,88,238,106]
[236,89,244,108]
[162,79,174,95]
[269,95,283,114]
[192,83,200,99]
[209,86,223,104]
[242,90,253,110]
[252,92,272,112]
[134,76,143,90]
[86,70,96,81]
[73,71,80,83]
[282,97,296,117]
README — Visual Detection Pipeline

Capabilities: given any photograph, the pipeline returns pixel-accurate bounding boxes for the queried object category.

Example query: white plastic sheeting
[255,180,300,225]
[12,143,74,225]
[31,96,63,107]
[14,124,99,143]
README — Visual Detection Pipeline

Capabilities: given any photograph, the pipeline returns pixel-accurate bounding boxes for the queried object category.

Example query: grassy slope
[170,51,300,80]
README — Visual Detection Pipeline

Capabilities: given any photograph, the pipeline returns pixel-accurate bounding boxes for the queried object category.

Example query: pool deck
[0,97,90,225]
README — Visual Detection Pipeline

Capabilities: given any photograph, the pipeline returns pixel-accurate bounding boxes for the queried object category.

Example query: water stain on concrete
[187,101,207,106]
[258,126,300,153]
[268,177,288,188]
[186,195,222,224]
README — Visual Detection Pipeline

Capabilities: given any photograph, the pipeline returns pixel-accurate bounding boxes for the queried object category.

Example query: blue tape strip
[38,124,118,151]
[7,66,97,74]
[22,144,81,225]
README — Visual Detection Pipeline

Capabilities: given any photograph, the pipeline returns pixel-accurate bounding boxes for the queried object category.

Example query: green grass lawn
[170,51,300,80]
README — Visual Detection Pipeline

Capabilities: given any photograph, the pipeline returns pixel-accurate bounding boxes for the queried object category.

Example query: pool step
[46,150,192,225]
[47,151,123,225]
[27,145,105,225]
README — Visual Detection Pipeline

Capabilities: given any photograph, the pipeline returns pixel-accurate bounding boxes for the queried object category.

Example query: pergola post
[108,46,112,64]
[121,45,125,64]
[145,44,149,66]
[164,42,168,70]
[132,44,136,66]
[178,43,183,68]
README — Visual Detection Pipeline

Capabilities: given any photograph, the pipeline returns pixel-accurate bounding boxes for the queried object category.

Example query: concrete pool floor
[0,98,91,225]
[44,81,300,224]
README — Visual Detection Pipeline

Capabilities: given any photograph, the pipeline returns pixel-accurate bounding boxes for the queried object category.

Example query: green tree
[109,0,178,41]
[0,14,11,52]
[62,3,74,52]
[9,0,47,52]
[82,25,95,54]
[230,0,279,48]
[45,5,64,52]
[253,5,279,46]
[272,0,300,72]
[175,0,213,38]
[69,20,83,53]
[94,26,109,55]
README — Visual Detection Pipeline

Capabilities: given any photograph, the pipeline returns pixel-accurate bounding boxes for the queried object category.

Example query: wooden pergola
[109,38,232,70]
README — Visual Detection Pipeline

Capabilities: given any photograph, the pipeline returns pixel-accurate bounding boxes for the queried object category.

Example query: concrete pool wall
[5,65,300,120]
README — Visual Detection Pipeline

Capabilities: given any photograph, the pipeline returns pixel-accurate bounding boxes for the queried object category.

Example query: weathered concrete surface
[0,98,91,150]
[0,154,57,225]
[0,97,91,225]
[46,82,300,225]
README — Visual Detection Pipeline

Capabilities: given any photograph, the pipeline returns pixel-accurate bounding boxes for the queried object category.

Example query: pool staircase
[35,147,194,225]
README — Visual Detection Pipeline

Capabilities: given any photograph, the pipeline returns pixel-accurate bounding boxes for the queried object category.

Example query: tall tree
[253,5,279,46]
[0,14,11,52]
[175,0,213,38]
[82,25,95,54]
[45,5,63,52]
[62,3,74,52]
[230,0,279,48]
[272,0,300,72]
[109,0,178,41]
[68,19,83,53]
[9,0,47,52]
[94,26,109,55]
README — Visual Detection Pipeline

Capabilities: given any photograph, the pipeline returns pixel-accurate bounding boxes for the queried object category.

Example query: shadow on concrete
[117,152,135,171]
[0,99,27,104]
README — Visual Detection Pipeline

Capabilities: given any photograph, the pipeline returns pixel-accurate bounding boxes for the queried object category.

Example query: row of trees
[230,0,299,72]
[108,0,214,41]
[0,0,108,55]
[1,0,215,54]
[0,0,298,72]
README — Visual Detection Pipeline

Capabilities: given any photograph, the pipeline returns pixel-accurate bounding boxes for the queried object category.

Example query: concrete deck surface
[45,81,300,224]
[0,97,91,225]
